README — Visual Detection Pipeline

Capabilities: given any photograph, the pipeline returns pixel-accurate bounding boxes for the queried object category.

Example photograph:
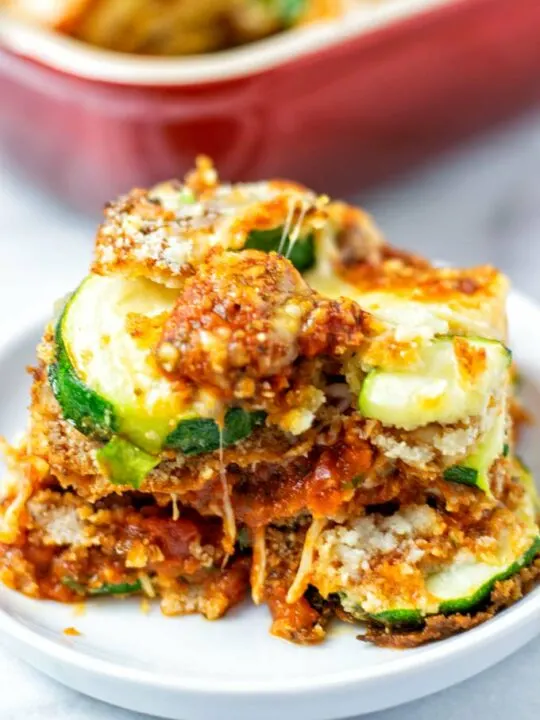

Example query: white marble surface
[1,109,540,719]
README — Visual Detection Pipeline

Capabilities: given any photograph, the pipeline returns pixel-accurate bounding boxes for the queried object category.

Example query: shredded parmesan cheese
[138,573,156,598]
[286,518,328,604]
[250,526,267,605]
[278,196,299,255]
[218,427,236,556]
[171,493,180,521]
[285,198,309,260]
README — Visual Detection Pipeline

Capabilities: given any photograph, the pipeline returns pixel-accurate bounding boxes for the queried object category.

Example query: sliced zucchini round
[57,274,182,453]
[346,533,540,627]
[48,321,117,442]
[359,337,511,430]
[431,537,540,615]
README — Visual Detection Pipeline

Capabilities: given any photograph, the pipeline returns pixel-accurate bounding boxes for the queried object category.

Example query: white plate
[1,292,539,720]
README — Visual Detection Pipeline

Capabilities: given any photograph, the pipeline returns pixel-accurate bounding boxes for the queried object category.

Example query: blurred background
[2,0,540,301]
[2,0,540,209]
[2,1,540,718]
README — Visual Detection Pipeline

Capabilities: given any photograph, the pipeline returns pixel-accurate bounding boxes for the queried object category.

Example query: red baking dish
[1,0,540,213]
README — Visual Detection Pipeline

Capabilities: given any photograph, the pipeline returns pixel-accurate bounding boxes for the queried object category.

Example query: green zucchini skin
[165,409,266,455]
[442,406,506,493]
[62,577,143,596]
[443,466,480,487]
[88,580,143,596]
[96,437,160,489]
[244,227,315,272]
[49,305,117,441]
[370,609,423,627]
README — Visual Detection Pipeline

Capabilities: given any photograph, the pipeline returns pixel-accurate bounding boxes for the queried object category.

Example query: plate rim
[0,584,539,695]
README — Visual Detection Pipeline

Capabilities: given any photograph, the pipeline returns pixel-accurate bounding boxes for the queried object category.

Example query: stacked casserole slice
[1,158,538,647]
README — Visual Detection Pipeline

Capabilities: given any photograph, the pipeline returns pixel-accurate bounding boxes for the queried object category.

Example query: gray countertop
[1,109,540,720]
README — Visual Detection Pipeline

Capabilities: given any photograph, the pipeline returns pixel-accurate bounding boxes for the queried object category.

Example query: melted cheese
[305,269,506,342]
[219,427,236,556]
[286,517,327,604]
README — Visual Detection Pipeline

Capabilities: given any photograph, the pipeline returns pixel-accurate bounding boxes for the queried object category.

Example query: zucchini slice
[345,534,540,626]
[56,274,182,453]
[430,537,540,615]
[443,407,506,493]
[359,337,511,430]
[49,310,117,441]
[367,533,539,626]
[244,227,315,272]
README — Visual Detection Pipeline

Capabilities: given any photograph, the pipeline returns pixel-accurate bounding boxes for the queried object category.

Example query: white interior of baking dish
[0,0,458,85]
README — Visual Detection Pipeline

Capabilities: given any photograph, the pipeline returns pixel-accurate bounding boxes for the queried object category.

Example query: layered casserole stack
[1,158,538,647]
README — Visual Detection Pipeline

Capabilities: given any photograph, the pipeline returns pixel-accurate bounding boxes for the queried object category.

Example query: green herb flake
[237,528,251,551]
[343,474,365,490]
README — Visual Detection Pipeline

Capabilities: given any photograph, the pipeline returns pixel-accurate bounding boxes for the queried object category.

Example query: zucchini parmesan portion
[6,0,345,57]
[1,159,538,652]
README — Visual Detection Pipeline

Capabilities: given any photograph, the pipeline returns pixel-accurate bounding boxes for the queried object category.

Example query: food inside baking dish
[4,0,347,55]
[1,157,538,648]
